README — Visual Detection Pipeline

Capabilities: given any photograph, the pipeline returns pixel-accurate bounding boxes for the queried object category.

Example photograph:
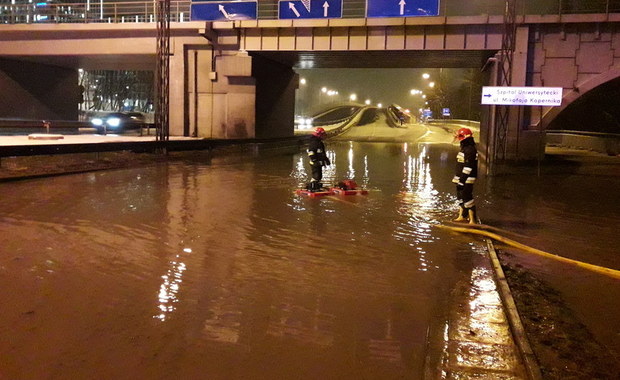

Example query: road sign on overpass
[191,1,258,21]
[366,0,439,18]
[481,86,563,107]
[278,0,343,19]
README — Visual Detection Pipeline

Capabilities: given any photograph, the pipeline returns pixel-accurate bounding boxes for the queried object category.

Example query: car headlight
[107,117,121,128]
[91,118,103,126]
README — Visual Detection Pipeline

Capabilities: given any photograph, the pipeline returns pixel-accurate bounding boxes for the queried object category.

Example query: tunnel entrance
[250,50,494,138]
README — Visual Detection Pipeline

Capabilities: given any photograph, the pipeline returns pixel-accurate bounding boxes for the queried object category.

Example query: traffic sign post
[191,1,258,22]
[366,0,439,18]
[481,86,563,107]
[278,0,343,19]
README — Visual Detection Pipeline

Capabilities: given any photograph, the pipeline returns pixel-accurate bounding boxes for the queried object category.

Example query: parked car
[91,112,147,134]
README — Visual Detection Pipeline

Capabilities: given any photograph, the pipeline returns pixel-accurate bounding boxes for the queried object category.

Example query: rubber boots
[454,206,467,222]
[468,207,477,224]
[307,181,322,192]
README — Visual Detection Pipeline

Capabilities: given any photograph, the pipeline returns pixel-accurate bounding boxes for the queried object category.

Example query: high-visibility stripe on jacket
[452,136,478,185]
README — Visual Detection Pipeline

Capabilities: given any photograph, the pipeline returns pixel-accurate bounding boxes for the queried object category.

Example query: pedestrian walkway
[0,133,198,147]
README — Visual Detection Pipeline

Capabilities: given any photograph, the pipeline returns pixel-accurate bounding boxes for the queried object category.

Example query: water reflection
[155,248,189,321]
[0,141,485,379]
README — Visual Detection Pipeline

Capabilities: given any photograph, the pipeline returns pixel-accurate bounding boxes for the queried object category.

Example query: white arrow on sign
[323,1,329,17]
[399,0,406,15]
[218,4,230,19]
[289,2,301,17]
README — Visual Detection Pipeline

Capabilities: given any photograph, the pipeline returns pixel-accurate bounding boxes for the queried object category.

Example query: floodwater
[2,127,618,378]
[482,155,620,356]
[0,140,488,379]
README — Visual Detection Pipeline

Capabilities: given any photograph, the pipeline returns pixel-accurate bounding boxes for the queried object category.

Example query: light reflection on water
[0,141,484,379]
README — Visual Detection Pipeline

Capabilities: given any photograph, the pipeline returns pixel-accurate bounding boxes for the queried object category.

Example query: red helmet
[313,127,326,137]
[456,127,473,141]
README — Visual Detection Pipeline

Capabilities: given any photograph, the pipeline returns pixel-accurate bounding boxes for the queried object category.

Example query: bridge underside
[250,50,496,70]
[3,54,155,71]
[4,49,495,71]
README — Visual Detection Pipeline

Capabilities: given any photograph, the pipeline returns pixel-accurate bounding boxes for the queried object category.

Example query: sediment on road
[497,249,620,380]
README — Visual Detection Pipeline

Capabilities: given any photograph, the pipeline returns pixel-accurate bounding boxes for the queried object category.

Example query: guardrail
[0,119,91,132]
[427,119,481,129]
[546,130,620,154]
[1,1,619,25]
[0,118,156,136]
[323,106,370,137]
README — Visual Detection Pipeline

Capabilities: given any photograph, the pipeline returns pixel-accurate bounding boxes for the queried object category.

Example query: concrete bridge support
[180,44,256,139]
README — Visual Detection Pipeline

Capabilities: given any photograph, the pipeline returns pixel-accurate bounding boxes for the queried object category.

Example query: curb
[485,239,544,380]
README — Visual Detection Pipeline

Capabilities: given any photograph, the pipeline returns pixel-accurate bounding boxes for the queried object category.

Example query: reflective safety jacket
[307,135,330,166]
[453,136,478,185]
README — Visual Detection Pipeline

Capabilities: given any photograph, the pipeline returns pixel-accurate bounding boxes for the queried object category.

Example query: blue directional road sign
[191,1,257,22]
[366,0,439,18]
[279,0,343,19]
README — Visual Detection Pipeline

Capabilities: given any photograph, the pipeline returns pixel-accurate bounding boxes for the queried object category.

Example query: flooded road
[0,140,489,379]
[483,155,620,356]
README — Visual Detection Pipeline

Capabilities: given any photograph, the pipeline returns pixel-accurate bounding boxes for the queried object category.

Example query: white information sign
[481,86,563,107]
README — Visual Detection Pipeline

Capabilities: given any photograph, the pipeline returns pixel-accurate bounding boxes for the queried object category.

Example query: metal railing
[0,1,189,24]
[1,0,619,25]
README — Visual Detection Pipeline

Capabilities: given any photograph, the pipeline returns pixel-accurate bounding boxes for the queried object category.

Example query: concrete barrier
[546,131,620,155]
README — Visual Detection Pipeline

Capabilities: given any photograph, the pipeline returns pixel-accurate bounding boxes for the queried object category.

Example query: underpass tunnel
[549,77,620,134]
[248,49,496,139]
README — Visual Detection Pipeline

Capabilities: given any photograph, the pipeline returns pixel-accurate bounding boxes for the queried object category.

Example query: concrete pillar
[169,39,186,136]
[252,53,297,139]
[510,26,544,161]
[170,36,256,139]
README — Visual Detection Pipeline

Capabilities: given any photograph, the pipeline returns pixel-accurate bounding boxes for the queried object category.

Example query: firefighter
[453,127,478,224]
[306,127,331,192]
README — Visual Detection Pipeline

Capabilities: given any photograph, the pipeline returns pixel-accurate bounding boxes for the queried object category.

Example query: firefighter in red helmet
[306,127,331,192]
[453,127,478,224]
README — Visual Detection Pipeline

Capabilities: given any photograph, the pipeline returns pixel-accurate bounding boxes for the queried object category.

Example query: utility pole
[155,0,170,144]
[493,0,517,163]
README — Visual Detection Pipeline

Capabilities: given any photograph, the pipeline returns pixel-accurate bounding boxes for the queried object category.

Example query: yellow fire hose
[437,223,620,280]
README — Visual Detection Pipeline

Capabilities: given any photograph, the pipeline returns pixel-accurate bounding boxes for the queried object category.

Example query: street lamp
[428,82,435,88]
[422,73,430,79]
[349,93,357,101]
[365,99,371,105]
[300,78,306,85]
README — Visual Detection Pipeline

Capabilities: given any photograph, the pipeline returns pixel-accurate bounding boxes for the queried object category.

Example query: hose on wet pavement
[438,223,620,280]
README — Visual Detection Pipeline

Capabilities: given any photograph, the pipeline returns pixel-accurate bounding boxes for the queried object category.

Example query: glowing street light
[365,99,371,105]
[321,87,328,93]
[300,78,306,85]
[349,93,357,101]
[377,103,383,108]
[428,82,435,88]
[422,73,430,79]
